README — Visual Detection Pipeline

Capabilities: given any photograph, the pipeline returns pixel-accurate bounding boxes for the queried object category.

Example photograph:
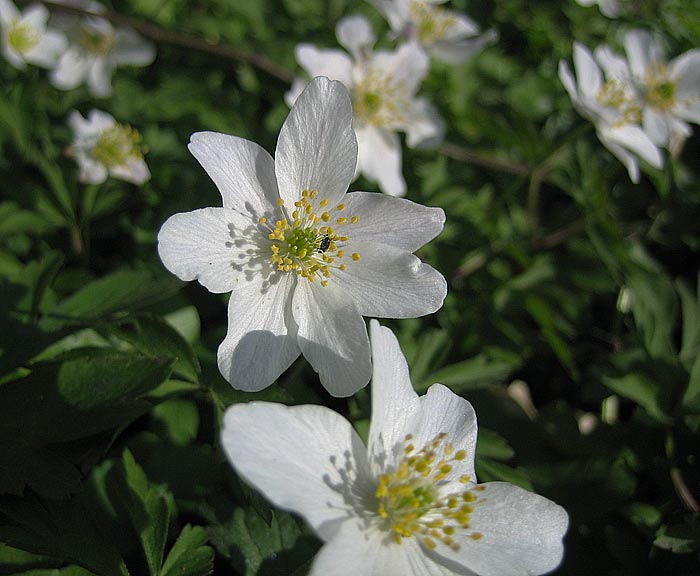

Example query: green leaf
[152,399,200,446]
[421,351,521,393]
[682,354,700,413]
[602,373,672,424]
[160,525,213,576]
[105,315,201,383]
[654,519,700,553]
[475,459,534,491]
[477,428,515,461]
[677,273,700,369]
[525,294,578,378]
[120,450,171,576]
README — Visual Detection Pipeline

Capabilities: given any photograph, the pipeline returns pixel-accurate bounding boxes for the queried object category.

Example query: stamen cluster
[261,189,361,287]
[597,80,642,125]
[79,26,115,55]
[353,71,408,129]
[409,0,457,44]
[643,64,676,111]
[91,124,145,168]
[7,20,40,53]
[376,432,484,551]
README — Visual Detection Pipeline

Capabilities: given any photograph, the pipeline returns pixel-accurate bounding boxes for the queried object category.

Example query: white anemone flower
[559,42,663,183]
[158,77,447,397]
[0,0,67,69]
[574,0,624,18]
[50,2,154,97]
[619,29,700,155]
[222,320,569,576]
[287,15,445,197]
[68,109,150,185]
[367,0,497,64]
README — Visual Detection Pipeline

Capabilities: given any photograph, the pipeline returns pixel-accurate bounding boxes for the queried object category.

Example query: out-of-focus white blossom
[68,109,150,185]
[559,42,663,183]
[50,1,154,97]
[287,15,444,197]
[0,0,66,69]
[574,0,624,18]
[368,0,497,64]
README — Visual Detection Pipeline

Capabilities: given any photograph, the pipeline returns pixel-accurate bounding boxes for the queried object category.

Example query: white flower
[619,29,700,154]
[68,109,150,185]
[50,2,154,97]
[367,0,497,64]
[559,42,663,183]
[287,15,445,197]
[222,320,569,576]
[574,0,624,18]
[158,77,447,397]
[0,0,67,69]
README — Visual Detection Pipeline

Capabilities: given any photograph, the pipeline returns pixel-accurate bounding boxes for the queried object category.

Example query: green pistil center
[262,189,361,287]
[410,0,456,44]
[353,74,407,128]
[79,26,114,55]
[91,124,143,168]
[646,76,676,111]
[376,433,484,551]
[7,20,40,54]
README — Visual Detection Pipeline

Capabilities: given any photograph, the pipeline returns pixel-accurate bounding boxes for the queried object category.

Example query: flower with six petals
[158,77,446,396]
[222,320,569,576]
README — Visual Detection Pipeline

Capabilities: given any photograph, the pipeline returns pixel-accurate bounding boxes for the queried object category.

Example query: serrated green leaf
[159,525,213,576]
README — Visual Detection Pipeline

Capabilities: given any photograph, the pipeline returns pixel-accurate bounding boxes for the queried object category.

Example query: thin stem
[438,141,530,177]
[665,429,700,514]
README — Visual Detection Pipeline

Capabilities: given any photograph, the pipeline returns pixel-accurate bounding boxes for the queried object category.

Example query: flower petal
[373,42,428,97]
[367,321,420,475]
[431,28,498,65]
[624,29,656,80]
[87,57,113,97]
[311,520,452,576]
[292,280,371,397]
[671,49,700,123]
[294,44,354,89]
[275,76,357,209]
[355,124,406,197]
[333,241,446,318]
[157,207,263,294]
[112,28,156,66]
[336,15,375,62]
[222,401,373,541]
[51,47,90,90]
[343,191,445,252]
[188,131,279,219]
[218,271,300,391]
[427,482,568,576]
[603,123,664,168]
[572,42,602,102]
[404,97,445,148]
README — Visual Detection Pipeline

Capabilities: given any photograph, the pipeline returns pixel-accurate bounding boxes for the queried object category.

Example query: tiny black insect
[317,234,331,253]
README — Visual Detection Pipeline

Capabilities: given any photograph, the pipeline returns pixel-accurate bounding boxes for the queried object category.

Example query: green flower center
[376,433,484,551]
[410,0,457,44]
[261,189,361,287]
[7,20,40,54]
[79,26,114,55]
[645,66,676,111]
[353,72,407,128]
[91,124,144,168]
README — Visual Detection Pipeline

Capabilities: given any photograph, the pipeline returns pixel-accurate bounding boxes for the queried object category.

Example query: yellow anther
[337,217,347,224]
[321,212,331,221]
[277,198,284,206]
[258,216,267,224]
[336,203,345,210]
[319,198,328,207]
[454,450,466,461]
[351,253,361,261]
[351,216,359,224]
[470,533,483,541]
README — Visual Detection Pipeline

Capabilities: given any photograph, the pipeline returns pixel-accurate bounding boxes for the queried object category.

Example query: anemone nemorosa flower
[158,77,447,396]
[0,0,66,69]
[50,1,154,97]
[367,0,497,64]
[222,320,569,576]
[287,15,444,197]
[68,109,149,185]
[559,42,663,183]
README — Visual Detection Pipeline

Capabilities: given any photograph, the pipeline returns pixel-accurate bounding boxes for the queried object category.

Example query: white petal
[26,29,67,68]
[157,207,263,294]
[332,241,446,318]
[112,28,155,66]
[603,123,664,168]
[643,107,670,146]
[572,42,602,101]
[311,520,452,576]
[355,124,406,197]
[430,28,498,65]
[624,29,656,80]
[294,44,354,88]
[110,157,150,185]
[275,76,357,209]
[21,3,48,29]
[373,42,428,97]
[336,15,375,62]
[87,57,113,97]
[428,482,568,576]
[218,272,301,391]
[366,0,409,32]
[404,97,445,148]
[443,12,480,39]
[292,280,371,397]
[367,321,420,475]
[598,134,641,183]
[221,402,372,541]
[671,49,700,123]
[78,156,107,184]
[50,47,90,90]
[284,77,307,108]
[0,0,19,25]
[404,384,478,482]
[594,44,631,82]
[188,131,279,219]
[342,191,445,252]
